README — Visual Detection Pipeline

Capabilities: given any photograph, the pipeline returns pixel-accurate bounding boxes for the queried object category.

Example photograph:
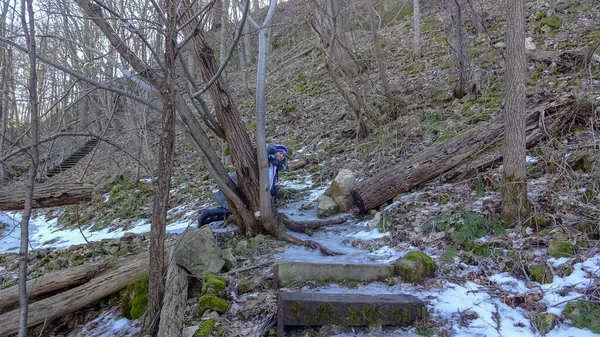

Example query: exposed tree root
[279,231,344,256]
[277,212,352,233]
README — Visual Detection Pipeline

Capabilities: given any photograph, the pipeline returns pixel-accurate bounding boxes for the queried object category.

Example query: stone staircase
[273,262,427,336]
[44,138,100,179]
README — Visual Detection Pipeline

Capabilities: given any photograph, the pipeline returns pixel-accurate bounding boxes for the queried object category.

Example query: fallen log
[0,246,169,337]
[0,183,93,211]
[0,260,109,314]
[350,94,578,213]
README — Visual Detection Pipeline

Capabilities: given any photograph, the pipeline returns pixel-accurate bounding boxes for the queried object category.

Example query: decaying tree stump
[0,183,93,211]
[351,94,580,213]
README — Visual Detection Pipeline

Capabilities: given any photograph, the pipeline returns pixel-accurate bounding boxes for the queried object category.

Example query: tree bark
[413,0,422,59]
[156,251,188,337]
[502,0,530,225]
[351,94,578,213]
[0,183,93,211]
[143,0,177,332]
[0,260,109,315]
[18,1,39,334]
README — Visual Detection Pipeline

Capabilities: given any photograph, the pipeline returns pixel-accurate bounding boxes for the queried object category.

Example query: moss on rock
[547,239,575,258]
[198,295,229,315]
[393,251,436,283]
[202,272,227,296]
[195,318,216,337]
[527,264,553,284]
[562,300,600,333]
[536,313,557,335]
[120,275,148,319]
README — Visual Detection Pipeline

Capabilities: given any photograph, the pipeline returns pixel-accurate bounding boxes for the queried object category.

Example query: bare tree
[413,0,422,59]
[501,0,530,224]
[141,0,178,332]
[312,0,369,138]
[366,0,393,104]
[18,0,40,335]
[248,0,278,234]
[450,0,468,99]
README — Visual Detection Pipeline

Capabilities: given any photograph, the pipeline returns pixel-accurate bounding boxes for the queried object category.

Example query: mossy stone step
[277,292,426,336]
[274,262,394,288]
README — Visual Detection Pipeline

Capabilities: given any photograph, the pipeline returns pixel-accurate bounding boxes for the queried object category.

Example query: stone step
[277,292,427,336]
[273,262,394,288]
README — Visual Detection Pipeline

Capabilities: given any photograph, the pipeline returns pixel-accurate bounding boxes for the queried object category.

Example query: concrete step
[277,292,426,336]
[273,262,394,288]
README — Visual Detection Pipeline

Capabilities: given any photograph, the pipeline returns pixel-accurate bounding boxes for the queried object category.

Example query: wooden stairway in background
[44,138,100,178]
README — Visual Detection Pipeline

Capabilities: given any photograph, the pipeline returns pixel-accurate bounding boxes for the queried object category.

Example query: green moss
[563,300,600,333]
[547,239,575,258]
[281,103,297,116]
[198,295,229,315]
[438,193,450,205]
[530,214,553,232]
[121,275,149,319]
[527,264,553,284]
[422,22,438,31]
[536,313,557,335]
[195,318,216,337]
[540,15,562,30]
[347,305,383,326]
[393,251,436,283]
[202,273,227,296]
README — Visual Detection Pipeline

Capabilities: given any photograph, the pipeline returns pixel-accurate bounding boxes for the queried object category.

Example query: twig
[224,260,275,275]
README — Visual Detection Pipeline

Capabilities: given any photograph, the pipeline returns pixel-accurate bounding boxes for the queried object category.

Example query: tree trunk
[451,0,467,99]
[156,250,188,337]
[18,1,39,334]
[0,249,158,337]
[254,0,280,236]
[413,0,422,59]
[220,0,229,67]
[351,94,578,213]
[0,183,93,211]
[367,0,393,104]
[502,0,530,225]
[0,260,109,315]
[143,0,177,332]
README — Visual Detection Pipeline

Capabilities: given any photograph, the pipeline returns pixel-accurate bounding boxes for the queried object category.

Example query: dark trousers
[197,207,231,228]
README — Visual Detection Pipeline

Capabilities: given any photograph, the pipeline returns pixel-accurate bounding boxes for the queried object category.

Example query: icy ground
[1,177,599,337]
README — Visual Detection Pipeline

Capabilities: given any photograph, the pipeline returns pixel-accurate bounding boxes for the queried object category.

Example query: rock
[527,264,553,284]
[173,227,224,279]
[182,326,199,337]
[108,246,120,255]
[317,195,339,218]
[237,276,265,294]
[525,37,536,51]
[536,313,557,335]
[240,292,270,319]
[393,251,436,283]
[367,212,382,229]
[547,239,575,258]
[220,248,237,271]
[234,240,250,257]
[494,41,506,48]
[249,234,266,248]
[324,169,357,211]
[119,232,139,242]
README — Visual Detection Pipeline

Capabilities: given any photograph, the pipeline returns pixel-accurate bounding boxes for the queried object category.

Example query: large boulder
[174,227,225,279]
[317,195,339,218]
[324,169,357,212]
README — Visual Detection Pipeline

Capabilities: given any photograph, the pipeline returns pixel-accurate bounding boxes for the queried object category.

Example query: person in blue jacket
[197,144,288,227]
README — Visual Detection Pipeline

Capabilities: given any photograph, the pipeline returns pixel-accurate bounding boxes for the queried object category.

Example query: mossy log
[0,260,109,315]
[351,94,581,212]
[0,182,93,211]
[0,245,172,337]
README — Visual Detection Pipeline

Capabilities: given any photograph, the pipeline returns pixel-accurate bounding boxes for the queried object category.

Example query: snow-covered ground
[1,176,599,336]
